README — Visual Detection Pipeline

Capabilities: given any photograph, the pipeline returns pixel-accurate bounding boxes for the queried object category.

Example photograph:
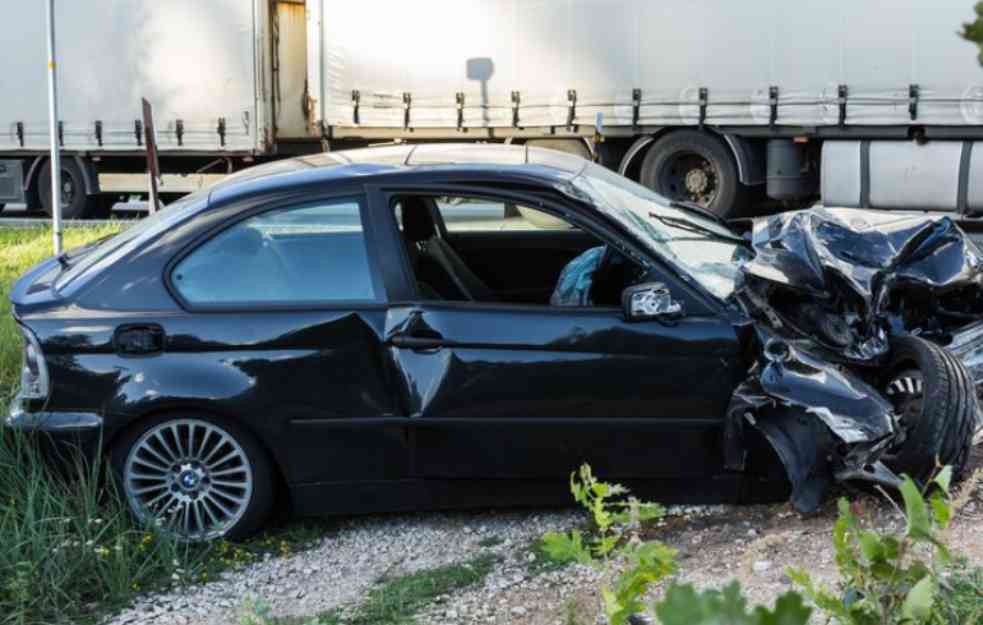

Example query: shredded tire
[885,336,977,481]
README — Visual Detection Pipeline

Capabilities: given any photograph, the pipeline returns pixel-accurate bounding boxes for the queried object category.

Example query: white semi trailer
[3,0,983,219]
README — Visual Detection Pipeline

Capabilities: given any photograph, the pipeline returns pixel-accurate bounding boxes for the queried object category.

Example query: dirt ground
[425,444,983,625]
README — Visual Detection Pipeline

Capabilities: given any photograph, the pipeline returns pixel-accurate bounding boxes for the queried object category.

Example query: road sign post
[45,0,62,254]
[142,98,160,214]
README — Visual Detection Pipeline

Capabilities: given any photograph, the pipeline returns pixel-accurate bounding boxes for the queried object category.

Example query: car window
[171,198,377,306]
[433,197,576,232]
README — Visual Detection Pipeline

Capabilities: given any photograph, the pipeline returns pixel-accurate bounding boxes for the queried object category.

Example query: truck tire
[639,130,742,218]
[882,336,977,481]
[38,159,91,219]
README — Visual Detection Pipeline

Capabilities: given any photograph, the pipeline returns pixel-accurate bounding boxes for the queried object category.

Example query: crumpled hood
[739,207,983,361]
[745,207,983,306]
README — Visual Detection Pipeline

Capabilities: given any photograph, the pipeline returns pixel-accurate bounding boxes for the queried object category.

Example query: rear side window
[171,198,377,306]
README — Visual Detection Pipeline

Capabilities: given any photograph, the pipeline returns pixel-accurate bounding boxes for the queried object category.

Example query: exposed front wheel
[882,336,977,481]
[112,415,275,541]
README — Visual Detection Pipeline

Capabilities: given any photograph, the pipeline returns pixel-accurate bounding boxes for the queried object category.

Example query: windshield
[569,163,752,300]
[54,190,207,291]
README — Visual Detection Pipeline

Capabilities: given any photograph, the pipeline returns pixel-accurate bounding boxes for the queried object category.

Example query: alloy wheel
[883,369,924,460]
[123,418,253,540]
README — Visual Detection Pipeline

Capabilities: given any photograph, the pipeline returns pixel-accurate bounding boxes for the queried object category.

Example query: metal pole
[45,0,63,254]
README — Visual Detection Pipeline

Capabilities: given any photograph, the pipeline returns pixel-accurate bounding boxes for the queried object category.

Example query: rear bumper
[5,394,103,463]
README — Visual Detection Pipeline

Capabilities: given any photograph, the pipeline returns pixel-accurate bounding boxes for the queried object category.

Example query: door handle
[389,330,446,350]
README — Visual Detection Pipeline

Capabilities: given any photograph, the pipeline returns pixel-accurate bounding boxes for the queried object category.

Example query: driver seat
[400,197,498,302]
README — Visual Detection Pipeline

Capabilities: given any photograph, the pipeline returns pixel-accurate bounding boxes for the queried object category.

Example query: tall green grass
[0,225,328,624]
[0,225,122,404]
[0,225,195,624]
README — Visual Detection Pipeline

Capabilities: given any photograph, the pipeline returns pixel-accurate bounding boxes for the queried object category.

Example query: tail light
[18,326,50,401]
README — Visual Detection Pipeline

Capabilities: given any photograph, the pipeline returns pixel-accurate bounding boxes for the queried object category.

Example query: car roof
[208,143,590,205]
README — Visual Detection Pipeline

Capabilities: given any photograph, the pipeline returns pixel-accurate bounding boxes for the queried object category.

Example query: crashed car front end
[732,208,983,511]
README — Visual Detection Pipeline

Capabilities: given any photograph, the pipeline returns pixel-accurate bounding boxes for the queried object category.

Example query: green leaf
[636,502,665,523]
[654,582,810,625]
[859,531,885,563]
[786,567,849,618]
[592,481,610,497]
[933,466,953,494]
[900,476,934,543]
[601,587,627,625]
[654,583,706,625]
[753,591,812,625]
[593,533,620,558]
[881,536,901,560]
[540,530,592,565]
[717,581,752,623]
[901,575,935,624]
[570,470,587,505]
[929,491,952,530]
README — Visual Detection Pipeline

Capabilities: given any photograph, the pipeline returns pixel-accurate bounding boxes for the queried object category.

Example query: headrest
[400,196,436,242]
[217,226,265,257]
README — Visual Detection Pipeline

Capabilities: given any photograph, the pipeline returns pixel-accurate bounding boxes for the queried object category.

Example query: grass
[939,563,983,625]
[350,554,497,625]
[0,225,331,624]
[0,225,122,404]
[254,554,498,625]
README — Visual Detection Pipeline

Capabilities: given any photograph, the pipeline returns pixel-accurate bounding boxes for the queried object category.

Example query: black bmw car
[8,144,982,540]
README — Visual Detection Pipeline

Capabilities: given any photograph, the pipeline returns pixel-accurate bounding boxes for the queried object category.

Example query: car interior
[394,195,644,307]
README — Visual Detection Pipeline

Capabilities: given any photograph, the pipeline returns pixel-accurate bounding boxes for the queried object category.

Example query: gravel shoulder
[106,445,983,625]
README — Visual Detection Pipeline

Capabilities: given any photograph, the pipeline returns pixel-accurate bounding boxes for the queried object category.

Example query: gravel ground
[105,446,983,625]
[106,510,583,625]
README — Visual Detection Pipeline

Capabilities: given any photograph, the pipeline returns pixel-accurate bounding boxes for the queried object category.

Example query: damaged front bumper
[728,207,983,511]
[727,330,904,512]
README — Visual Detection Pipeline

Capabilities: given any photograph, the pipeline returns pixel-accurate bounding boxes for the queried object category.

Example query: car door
[164,193,410,494]
[371,185,746,484]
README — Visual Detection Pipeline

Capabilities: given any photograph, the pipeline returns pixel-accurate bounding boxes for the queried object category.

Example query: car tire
[882,336,977,481]
[110,413,275,541]
[38,159,91,219]
[0,203,5,214]
[639,130,744,219]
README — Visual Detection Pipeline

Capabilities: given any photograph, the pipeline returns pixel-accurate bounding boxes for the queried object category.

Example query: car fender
[100,355,293,481]
[752,409,834,513]
[756,339,895,444]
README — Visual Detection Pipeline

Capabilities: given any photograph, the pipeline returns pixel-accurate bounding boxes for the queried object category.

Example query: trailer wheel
[882,336,977,481]
[640,130,742,218]
[38,159,91,219]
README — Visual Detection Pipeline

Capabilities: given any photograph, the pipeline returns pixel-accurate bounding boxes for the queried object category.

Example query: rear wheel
[882,336,977,481]
[111,414,275,541]
[639,130,743,218]
[38,159,92,219]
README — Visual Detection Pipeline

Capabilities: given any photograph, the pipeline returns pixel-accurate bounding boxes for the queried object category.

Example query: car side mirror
[622,282,684,322]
